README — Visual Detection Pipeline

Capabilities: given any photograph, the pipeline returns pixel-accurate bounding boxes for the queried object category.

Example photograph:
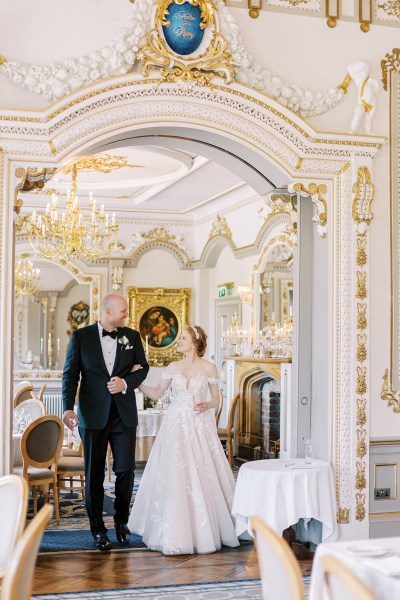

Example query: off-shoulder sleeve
[162,368,174,380]
[207,377,219,385]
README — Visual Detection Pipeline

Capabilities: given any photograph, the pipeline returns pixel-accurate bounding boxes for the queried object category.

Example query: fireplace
[225,357,291,463]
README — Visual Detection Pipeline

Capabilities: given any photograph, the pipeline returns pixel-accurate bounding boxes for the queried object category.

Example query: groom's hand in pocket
[107,376,126,394]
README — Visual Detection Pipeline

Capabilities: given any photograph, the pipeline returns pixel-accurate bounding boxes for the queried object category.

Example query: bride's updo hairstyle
[187,325,207,357]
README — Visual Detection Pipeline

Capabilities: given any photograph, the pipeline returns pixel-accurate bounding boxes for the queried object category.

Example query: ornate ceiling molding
[0,0,364,120]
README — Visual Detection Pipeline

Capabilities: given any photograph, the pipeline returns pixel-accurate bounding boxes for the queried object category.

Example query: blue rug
[40,528,146,553]
[32,579,264,599]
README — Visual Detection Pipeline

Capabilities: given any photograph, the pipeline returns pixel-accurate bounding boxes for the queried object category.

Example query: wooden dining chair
[13,415,64,524]
[30,382,47,403]
[217,393,239,466]
[14,398,46,427]
[0,504,53,600]
[57,443,85,499]
[215,389,224,428]
[0,475,28,580]
[322,555,378,600]
[251,515,305,600]
[13,382,34,408]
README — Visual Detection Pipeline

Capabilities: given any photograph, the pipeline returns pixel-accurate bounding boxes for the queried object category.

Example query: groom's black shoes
[115,522,131,546]
[93,531,112,551]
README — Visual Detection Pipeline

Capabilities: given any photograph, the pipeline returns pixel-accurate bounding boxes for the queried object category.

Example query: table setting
[309,537,400,599]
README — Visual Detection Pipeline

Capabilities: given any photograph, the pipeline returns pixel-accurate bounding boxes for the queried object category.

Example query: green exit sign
[217,282,234,298]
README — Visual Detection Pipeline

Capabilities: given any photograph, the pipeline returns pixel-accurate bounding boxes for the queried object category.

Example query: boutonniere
[118,336,129,348]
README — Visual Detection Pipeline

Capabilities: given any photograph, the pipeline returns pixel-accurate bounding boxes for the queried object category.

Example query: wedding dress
[128,369,240,554]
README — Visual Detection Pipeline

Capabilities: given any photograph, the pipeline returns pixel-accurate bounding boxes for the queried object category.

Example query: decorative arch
[195,235,237,269]
[0,72,385,537]
[127,240,192,269]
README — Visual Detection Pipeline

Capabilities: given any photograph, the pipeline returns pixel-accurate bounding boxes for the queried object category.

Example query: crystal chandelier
[222,312,248,357]
[15,260,41,296]
[27,164,119,260]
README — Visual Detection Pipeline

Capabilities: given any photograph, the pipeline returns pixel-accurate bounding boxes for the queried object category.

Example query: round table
[232,458,338,544]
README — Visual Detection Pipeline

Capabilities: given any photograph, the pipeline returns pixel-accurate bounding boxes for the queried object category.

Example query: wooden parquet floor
[33,544,313,595]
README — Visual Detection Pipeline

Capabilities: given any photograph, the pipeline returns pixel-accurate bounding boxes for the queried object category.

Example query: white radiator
[43,393,63,418]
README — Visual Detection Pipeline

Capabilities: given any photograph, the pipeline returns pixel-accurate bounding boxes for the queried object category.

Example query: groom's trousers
[79,402,137,534]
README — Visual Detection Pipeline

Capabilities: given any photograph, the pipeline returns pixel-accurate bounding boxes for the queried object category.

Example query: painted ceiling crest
[0,0,371,121]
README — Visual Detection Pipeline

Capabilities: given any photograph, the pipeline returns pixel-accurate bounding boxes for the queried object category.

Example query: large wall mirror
[14,260,90,374]
[260,243,294,329]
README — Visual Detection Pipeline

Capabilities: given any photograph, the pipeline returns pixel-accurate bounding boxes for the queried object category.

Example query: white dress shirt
[97,321,127,393]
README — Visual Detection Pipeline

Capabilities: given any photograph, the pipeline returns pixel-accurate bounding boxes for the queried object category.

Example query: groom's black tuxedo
[62,322,149,535]
[62,323,149,429]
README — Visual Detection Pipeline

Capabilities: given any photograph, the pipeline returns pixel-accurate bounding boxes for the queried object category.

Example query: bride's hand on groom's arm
[194,401,209,414]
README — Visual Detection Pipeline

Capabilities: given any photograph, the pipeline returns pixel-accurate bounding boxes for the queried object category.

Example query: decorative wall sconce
[237,284,253,305]
[111,266,124,291]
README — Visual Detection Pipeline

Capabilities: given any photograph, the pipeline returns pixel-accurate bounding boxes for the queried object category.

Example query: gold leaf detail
[356,461,366,490]
[357,303,367,330]
[355,493,366,521]
[356,236,367,267]
[356,398,367,425]
[381,368,400,413]
[356,271,367,299]
[356,366,367,395]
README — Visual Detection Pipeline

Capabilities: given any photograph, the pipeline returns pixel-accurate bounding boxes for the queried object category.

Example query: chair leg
[53,482,60,525]
[80,475,85,499]
[69,476,73,494]
[227,438,233,467]
[33,486,38,515]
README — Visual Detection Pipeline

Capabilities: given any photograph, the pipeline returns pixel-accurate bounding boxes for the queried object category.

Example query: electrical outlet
[374,488,391,500]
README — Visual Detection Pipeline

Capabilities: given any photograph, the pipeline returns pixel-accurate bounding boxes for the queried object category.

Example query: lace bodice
[162,370,218,408]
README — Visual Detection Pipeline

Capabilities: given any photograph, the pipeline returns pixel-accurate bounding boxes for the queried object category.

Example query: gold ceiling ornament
[208,214,232,239]
[27,164,119,261]
[57,154,144,175]
[377,0,400,17]
[381,368,400,413]
[290,182,328,238]
[141,226,179,243]
[381,48,400,91]
[352,166,375,233]
[14,259,41,296]
[139,0,234,84]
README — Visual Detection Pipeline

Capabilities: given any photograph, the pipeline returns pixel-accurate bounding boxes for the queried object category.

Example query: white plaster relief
[0,0,352,120]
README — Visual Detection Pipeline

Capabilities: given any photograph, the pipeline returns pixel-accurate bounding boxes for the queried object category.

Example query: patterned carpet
[32,577,311,599]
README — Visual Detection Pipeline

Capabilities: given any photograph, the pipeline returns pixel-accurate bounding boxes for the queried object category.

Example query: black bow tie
[102,329,118,339]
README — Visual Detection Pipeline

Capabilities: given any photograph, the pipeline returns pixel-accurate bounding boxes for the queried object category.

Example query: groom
[62,293,149,551]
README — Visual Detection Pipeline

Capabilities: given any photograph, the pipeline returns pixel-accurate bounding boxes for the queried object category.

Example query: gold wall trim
[370,439,400,446]
[370,511,400,520]
[337,507,350,523]
[381,48,400,91]
[352,165,374,522]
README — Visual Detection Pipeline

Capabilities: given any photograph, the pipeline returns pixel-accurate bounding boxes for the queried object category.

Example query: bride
[128,325,240,555]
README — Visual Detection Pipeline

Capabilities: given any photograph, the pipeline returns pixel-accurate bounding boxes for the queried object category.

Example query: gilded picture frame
[67,301,90,336]
[127,287,191,366]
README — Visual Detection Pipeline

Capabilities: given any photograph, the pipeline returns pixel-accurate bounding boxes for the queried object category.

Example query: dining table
[309,536,400,599]
[231,458,338,544]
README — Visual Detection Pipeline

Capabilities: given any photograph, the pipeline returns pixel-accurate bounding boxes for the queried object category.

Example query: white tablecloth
[309,537,400,600]
[231,458,338,544]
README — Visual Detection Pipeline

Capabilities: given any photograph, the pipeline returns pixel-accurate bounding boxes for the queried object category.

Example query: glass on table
[304,438,314,464]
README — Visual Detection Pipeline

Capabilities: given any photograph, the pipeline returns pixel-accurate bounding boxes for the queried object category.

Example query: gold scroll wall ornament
[290,182,328,238]
[381,48,400,91]
[381,368,400,413]
[352,167,375,232]
[139,0,234,85]
[14,166,56,215]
